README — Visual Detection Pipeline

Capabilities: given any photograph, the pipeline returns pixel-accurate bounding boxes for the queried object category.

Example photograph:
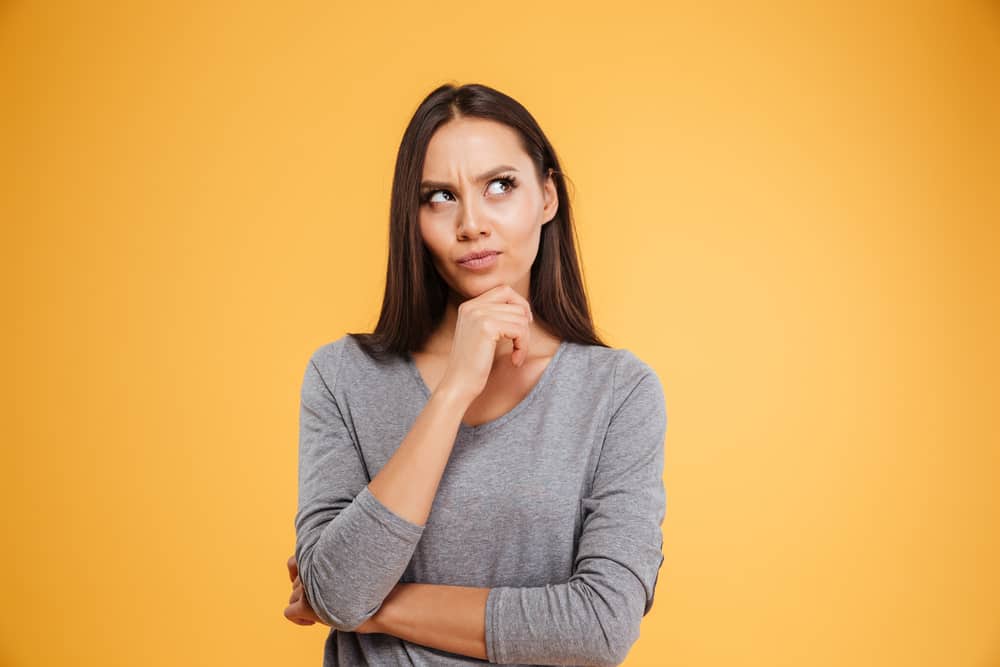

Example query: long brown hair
[349,82,609,361]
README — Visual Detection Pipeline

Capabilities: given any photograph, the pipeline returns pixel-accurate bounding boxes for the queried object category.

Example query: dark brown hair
[349,82,609,361]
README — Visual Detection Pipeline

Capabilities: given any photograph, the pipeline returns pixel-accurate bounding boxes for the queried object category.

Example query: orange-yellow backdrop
[3,1,998,665]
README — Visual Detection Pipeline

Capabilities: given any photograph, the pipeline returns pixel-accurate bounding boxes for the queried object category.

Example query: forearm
[374,582,490,661]
[295,356,472,631]
[367,384,470,527]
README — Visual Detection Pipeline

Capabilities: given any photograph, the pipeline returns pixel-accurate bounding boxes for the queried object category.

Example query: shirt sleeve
[293,341,427,632]
[484,352,667,666]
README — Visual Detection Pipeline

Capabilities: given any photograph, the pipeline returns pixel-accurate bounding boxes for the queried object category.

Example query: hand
[285,554,325,626]
[439,284,533,401]
[284,554,384,634]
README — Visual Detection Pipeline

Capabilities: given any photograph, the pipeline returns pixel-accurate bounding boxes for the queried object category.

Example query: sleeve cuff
[354,484,426,540]
[484,586,503,663]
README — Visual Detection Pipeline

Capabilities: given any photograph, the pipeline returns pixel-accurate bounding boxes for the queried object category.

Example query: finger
[486,314,531,359]
[464,287,533,329]
[284,606,315,625]
[495,320,531,367]
[500,284,533,320]
[467,304,532,332]
[480,303,531,317]
[287,603,316,626]
[486,312,532,330]
[287,555,298,582]
[296,588,316,614]
[511,331,530,367]
[290,597,319,624]
[480,284,532,316]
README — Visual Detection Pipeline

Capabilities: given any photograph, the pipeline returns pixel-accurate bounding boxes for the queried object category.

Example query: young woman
[284,82,667,666]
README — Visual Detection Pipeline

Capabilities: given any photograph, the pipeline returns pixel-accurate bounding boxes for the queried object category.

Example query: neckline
[404,340,569,435]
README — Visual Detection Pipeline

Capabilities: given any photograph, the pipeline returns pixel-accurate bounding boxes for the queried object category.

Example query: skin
[284,116,562,656]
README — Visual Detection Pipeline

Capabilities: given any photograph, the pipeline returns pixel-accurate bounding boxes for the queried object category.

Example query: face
[418,116,558,302]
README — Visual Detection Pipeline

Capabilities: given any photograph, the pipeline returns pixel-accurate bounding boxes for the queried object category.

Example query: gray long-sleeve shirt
[294,333,667,666]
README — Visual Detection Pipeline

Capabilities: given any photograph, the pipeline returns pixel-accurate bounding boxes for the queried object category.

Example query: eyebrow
[420,165,519,192]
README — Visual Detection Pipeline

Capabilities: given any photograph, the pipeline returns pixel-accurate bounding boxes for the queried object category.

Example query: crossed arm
[284,557,489,661]
[358,581,490,660]
[292,348,667,665]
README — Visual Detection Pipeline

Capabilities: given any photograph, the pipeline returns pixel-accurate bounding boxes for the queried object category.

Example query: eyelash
[420,175,519,205]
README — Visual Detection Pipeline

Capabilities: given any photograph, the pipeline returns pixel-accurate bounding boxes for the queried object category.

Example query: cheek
[418,218,458,274]
[502,200,544,243]
[418,218,445,252]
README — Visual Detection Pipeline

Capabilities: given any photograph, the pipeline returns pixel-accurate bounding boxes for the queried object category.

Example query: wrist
[372,583,407,634]
[366,611,387,635]
[431,381,475,411]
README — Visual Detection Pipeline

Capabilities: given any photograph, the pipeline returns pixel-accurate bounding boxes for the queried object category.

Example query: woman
[284,82,667,666]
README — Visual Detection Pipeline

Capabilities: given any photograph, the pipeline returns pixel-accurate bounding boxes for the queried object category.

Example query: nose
[457,196,490,238]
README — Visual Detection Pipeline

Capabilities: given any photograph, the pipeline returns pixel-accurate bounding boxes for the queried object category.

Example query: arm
[371,582,490,660]
[485,360,667,665]
[294,341,470,632]
[372,354,668,667]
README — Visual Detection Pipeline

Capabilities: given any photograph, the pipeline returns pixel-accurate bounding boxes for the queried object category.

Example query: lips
[457,250,500,263]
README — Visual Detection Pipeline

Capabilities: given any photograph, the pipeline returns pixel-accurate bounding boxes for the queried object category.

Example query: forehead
[422,117,528,175]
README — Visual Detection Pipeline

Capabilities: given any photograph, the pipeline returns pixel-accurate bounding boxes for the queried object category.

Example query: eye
[420,175,519,206]
[425,190,454,205]
[486,175,518,196]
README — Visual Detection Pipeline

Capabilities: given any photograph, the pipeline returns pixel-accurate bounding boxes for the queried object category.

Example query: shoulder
[305,333,401,394]
[563,343,664,413]
[307,333,348,364]
[604,346,665,419]
[595,349,667,454]
[614,348,661,390]
[568,343,659,388]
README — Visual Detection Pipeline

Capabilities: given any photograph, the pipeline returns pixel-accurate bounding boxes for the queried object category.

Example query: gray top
[294,333,667,666]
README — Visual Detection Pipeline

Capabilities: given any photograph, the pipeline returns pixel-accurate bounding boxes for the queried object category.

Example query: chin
[451,280,496,301]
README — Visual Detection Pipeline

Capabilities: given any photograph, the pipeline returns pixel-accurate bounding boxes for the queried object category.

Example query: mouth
[457,251,500,270]
[457,250,500,264]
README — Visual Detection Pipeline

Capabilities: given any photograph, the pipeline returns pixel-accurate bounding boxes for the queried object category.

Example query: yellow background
[3,1,998,665]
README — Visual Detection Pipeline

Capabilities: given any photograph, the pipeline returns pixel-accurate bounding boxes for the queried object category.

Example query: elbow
[605,630,640,667]
[299,556,381,632]
[579,646,631,667]
[323,606,380,634]
[594,625,639,667]
[583,582,643,667]
[584,652,624,667]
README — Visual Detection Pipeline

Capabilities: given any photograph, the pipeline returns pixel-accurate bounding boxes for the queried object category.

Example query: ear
[541,168,559,225]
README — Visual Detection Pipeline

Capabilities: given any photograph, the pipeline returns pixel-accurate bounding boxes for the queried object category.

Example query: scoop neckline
[404,340,569,435]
